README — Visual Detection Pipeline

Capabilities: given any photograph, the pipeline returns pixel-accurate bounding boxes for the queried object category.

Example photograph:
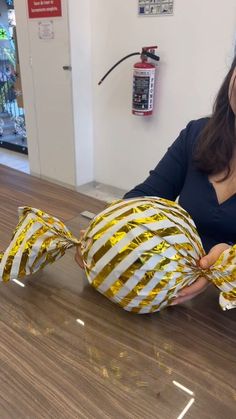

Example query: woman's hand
[74,230,86,269]
[172,243,231,305]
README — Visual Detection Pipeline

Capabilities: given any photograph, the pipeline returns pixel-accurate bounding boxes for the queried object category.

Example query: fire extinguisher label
[132,68,155,113]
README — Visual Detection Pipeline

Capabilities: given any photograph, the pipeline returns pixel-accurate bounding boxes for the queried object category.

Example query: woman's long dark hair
[194,56,236,180]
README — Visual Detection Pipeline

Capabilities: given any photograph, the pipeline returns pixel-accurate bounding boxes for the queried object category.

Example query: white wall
[68,0,94,186]
[90,0,236,191]
[13,0,236,192]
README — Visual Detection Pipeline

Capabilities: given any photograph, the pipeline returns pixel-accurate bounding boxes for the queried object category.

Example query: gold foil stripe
[103,252,156,300]
[119,269,174,311]
[91,231,167,290]
[31,236,71,273]
[84,208,167,261]
[1,209,78,281]
[84,200,198,260]
[17,225,51,278]
[222,290,236,301]
[152,198,196,225]
[214,249,236,269]
[163,211,203,256]
[1,218,41,282]
[89,222,184,271]
[21,208,77,242]
[157,203,201,238]
[150,272,194,313]
[137,273,178,311]
[85,197,179,239]
[125,257,192,313]
[85,199,151,237]
[211,275,236,287]
[85,202,199,269]
[19,232,64,279]
[11,211,29,239]
[87,224,151,273]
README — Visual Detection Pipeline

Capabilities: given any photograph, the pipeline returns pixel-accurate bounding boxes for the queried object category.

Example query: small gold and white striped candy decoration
[81,197,236,313]
[0,207,79,282]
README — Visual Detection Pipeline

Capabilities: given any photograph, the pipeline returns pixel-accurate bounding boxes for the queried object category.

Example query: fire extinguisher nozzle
[143,52,160,61]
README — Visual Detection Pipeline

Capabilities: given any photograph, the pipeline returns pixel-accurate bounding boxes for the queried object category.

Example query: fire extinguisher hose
[98,52,140,85]
[98,50,160,86]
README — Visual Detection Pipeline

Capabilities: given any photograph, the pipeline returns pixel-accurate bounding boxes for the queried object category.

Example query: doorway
[0,0,28,173]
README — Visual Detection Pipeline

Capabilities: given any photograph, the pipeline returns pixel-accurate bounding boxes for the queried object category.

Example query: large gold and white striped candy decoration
[0,200,236,313]
[81,197,236,313]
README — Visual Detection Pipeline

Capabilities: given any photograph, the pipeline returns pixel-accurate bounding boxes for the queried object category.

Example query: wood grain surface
[0,164,105,248]
[0,165,235,419]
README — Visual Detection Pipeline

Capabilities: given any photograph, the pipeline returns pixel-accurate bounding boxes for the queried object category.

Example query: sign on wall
[38,21,54,40]
[28,0,62,19]
[138,0,174,16]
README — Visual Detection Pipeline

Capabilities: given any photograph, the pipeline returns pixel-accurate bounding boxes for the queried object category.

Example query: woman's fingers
[74,230,86,270]
[179,276,208,296]
[171,291,202,305]
[79,229,86,240]
[171,277,209,305]
[75,247,85,269]
[200,243,230,269]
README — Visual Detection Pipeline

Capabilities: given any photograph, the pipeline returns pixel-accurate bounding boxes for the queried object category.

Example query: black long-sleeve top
[124,118,235,252]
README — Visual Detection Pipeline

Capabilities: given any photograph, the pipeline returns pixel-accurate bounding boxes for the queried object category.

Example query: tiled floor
[0,148,30,174]
[0,149,124,202]
[77,181,126,202]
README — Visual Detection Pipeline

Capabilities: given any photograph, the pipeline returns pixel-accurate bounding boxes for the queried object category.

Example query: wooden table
[0,165,235,418]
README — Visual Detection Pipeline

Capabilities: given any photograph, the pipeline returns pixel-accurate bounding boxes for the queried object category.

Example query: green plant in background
[0,27,8,40]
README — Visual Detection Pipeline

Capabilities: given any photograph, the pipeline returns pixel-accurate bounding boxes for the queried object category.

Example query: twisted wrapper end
[207,245,236,310]
[219,294,236,311]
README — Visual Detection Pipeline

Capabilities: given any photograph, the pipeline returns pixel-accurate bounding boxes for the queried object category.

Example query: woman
[76,56,236,306]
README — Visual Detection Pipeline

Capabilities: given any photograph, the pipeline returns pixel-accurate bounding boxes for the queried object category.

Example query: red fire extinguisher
[98,46,160,116]
[132,46,158,116]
